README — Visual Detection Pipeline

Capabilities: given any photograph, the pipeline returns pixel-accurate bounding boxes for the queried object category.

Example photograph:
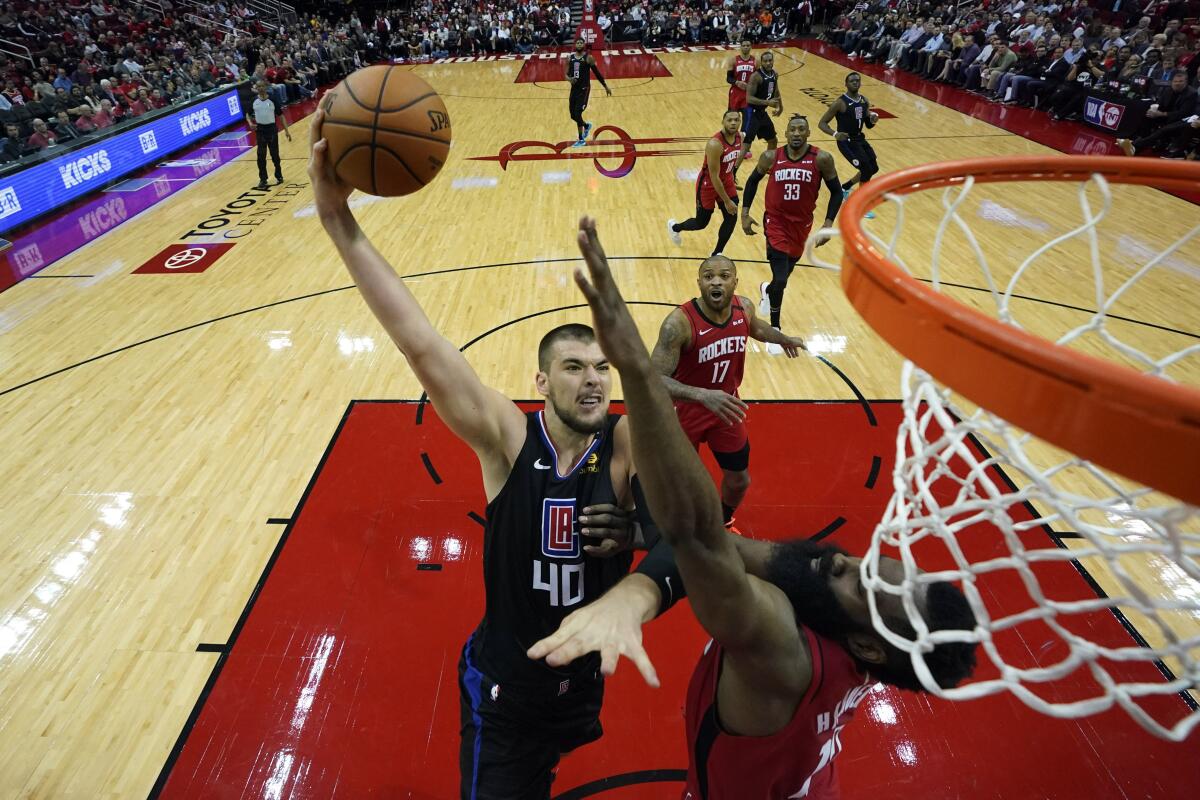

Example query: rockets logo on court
[470,125,709,179]
[541,498,579,558]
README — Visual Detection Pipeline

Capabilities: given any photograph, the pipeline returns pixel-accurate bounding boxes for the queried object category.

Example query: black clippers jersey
[752,67,778,107]
[836,93,870,138]
[568,54,590,91]
[470,411,632,689]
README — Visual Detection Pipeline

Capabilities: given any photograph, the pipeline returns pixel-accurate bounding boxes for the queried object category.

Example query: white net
[810,166,1200,741]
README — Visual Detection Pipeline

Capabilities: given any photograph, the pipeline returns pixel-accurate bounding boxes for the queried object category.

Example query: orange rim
[838,156,1200,506]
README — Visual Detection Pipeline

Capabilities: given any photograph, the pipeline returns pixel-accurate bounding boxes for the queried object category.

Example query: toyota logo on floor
[133,242,235,274]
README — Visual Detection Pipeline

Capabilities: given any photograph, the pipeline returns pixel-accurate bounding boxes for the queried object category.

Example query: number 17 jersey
[671,299,748,402]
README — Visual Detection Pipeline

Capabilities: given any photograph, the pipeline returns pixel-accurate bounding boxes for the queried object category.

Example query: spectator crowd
[821,0,1199,159]
[2,0,1191,164]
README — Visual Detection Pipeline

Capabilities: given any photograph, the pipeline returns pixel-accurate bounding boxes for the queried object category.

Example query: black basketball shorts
[746,108,777,144]
[569,87,590,119]
[837,137,878,175]
[458,636,604,799]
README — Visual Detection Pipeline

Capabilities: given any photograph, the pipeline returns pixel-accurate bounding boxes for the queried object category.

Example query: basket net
[810,158,1200,741]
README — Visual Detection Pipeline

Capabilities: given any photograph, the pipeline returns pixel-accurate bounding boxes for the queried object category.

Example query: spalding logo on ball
[319,65,452,197]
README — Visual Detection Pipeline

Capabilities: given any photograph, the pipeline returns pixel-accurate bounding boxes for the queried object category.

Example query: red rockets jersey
[697,130,743,201]
[728,54,756,108]
[670,297,747,400]
[764,144,823,230]
[683,630,871,800]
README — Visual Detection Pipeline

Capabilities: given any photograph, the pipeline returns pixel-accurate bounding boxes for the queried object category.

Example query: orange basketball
[318,66,452,197]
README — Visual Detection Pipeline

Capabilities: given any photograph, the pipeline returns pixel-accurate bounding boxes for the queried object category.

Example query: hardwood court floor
[0,44,1197,797]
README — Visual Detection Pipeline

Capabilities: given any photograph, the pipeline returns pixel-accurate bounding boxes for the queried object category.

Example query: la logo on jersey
[541,498,579,558]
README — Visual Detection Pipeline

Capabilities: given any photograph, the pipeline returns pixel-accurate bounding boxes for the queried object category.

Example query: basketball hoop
[823,156,1200,741]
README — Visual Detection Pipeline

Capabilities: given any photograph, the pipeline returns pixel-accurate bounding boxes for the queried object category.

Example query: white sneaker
[667,219,681,246]
[758,281,770,318]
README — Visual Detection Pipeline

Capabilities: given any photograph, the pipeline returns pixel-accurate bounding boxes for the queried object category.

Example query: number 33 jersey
[470,410,631,691]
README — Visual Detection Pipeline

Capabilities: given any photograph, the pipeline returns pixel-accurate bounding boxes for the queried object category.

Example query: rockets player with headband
[668,110,743,257]
[741,114,842,353]
[726,39,756,138]
[649,254,806,530]
[539,217,978,799]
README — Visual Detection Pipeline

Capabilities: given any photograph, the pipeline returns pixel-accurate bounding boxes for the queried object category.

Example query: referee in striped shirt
[247,80,292,190]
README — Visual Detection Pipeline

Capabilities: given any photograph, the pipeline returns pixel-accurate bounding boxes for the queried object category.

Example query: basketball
[318,65,451,197]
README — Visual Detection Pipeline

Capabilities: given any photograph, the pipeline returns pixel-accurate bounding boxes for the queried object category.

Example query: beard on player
[765,539,863,642]
[765,537,980,691]
[543,368,610,435]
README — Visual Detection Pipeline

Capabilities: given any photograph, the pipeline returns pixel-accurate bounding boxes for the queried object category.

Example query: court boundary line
[147,399,358,799]
[4,256,1193,399]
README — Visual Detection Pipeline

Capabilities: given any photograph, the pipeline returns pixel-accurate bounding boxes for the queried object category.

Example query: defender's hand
[527,580,660,687]
[580,503,637,556]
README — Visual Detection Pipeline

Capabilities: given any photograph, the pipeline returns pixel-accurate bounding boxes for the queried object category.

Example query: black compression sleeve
[630,475,685,616]
[726,68,736,85]
[823,174,844,222]
[743,168,766,209]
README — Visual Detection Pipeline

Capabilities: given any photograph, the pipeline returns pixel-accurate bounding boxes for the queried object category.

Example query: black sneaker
[274,176,284,185]
[253,182,269,191]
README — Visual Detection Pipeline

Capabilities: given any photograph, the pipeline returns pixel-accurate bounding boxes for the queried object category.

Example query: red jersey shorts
[764,212,813,259]
[676,401,748,455]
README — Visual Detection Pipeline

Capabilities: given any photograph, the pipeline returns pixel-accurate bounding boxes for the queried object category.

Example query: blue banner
[0,88,244,233]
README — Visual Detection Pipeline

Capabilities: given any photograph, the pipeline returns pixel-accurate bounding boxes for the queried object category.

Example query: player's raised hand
[574,217,649,372]
[306,108,354,226]
[527,582,660,687]
[701,389,748,425]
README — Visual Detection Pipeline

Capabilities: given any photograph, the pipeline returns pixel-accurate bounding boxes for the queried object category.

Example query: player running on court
[818,72,880,215]
[741,114,843,350]
[650,254,806,531]
[566,38,611,147]
[668,110,743,256]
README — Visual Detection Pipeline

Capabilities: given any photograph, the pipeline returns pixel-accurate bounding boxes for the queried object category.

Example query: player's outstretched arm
[740,295,806,358]
[308,109,523,470]
[574,217,790,654]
